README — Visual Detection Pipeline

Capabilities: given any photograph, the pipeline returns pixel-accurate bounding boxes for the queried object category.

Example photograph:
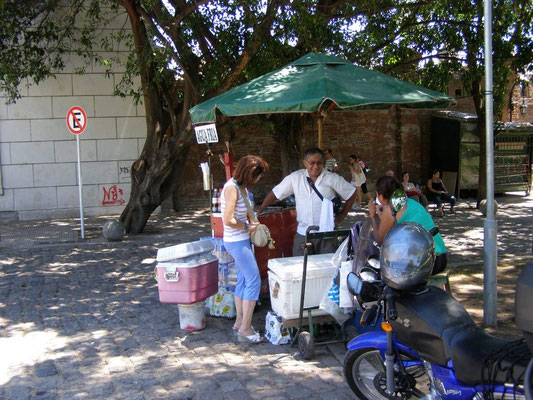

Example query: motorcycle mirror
[367,255,380,270]
[347,272,363,296]
[390,189,407,216]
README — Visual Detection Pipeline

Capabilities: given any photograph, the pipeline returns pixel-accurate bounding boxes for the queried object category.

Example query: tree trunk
[119,2,196,234]
[273,114,308,175]
[120,129,192,233]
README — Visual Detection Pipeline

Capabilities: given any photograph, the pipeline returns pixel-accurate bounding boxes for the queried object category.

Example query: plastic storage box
[156,240,218,304]
[267,253,336,320]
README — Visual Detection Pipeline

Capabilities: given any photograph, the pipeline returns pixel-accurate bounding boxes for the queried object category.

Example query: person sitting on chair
[426,169,456,217]
[402,172,429,210]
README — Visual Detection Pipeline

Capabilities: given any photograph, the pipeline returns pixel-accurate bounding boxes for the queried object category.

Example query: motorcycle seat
[451,325,531,387]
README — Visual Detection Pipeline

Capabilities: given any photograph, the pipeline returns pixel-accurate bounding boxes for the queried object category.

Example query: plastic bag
[319,279,351,325]
[264,311,291,345]
[339,260,355,309]
[332,236,350,270]
[207,288,236,318]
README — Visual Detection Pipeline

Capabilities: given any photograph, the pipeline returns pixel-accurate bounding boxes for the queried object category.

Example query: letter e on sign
[66,106,88,135]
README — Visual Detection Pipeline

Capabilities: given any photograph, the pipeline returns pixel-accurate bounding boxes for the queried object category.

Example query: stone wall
[0,9,144,220]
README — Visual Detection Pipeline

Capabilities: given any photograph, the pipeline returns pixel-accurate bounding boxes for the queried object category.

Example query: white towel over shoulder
[319,198,335,232]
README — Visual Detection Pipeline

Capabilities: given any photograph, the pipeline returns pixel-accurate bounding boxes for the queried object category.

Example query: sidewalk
[0,193,532,399]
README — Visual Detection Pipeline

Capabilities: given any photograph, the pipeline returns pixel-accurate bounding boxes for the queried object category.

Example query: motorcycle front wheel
[343,348,428,400]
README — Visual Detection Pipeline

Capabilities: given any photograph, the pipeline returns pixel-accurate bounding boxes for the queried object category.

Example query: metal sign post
[194,123,220,210]
[483,0,497,327]
[66,106,88,240]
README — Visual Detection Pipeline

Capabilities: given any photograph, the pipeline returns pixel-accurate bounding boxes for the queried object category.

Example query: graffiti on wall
[118,161,133,183]
[101,185,126,206]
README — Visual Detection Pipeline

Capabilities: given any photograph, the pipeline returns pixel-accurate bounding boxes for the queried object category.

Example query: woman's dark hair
[375,176,402,200]
[402,171,409,179]
[349,154,358,161]
[233,155,269,186]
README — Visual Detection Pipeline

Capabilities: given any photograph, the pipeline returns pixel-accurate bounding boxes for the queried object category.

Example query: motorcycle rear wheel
[343,348,428,400]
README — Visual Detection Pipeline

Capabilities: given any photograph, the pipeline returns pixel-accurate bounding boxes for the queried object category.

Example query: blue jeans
[429,193,456,208]
[223,239,260,301]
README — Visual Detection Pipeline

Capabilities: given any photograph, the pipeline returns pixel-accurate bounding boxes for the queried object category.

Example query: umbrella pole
[317,116,323,149]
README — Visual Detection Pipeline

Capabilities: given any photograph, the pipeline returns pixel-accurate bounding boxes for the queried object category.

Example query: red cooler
[156,240,218,304]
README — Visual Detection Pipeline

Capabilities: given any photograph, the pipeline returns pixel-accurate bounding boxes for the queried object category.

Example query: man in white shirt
[324,149,338,173]
[258,148,356,255]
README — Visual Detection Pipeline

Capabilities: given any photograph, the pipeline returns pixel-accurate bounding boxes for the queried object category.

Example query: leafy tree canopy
[1,0,531,231]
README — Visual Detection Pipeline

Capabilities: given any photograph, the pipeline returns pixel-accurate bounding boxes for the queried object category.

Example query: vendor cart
[290,226,352,359]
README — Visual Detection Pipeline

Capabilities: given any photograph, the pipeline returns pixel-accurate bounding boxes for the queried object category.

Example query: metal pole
[76,134,85,239]
[483,0,497,327]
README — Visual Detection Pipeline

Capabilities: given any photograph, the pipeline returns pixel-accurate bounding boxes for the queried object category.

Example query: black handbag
[306,177,342,215]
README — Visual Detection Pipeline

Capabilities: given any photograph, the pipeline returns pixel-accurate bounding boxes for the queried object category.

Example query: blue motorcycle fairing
[346,331,419,361]
[431,362,477,400]
[347,333,480,400]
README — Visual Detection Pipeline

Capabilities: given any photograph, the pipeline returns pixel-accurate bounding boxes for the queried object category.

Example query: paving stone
[2,199,530,400]
[220,379,246,393]
[223,390,253,400]
[34,361,58,377]
[195,390,226,400]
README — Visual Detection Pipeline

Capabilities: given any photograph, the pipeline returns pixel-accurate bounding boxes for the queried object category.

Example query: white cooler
[267,253,336,320]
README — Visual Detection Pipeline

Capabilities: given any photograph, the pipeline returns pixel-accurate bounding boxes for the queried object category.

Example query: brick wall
[177,108,435,210]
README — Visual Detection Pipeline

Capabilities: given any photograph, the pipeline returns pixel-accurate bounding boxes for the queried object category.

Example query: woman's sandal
[232,325,256,337]
[237,331,263,344]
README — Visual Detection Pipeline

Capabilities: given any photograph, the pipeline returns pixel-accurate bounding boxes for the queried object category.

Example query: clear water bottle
[211,188,219,213]
[248,192,254,208]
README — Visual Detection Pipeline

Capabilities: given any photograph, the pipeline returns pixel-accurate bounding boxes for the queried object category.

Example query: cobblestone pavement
[0,193,532,399]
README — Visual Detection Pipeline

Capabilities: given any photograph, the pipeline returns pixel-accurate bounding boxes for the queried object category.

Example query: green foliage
[1,0,531,119]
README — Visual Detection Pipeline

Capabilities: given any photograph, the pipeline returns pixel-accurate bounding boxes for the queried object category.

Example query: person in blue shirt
[368,175,447,275]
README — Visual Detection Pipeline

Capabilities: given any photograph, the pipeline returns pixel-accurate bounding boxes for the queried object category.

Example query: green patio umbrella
[189,53,455,147]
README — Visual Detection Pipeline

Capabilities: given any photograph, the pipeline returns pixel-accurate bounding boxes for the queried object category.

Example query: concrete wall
[0,9,144,220]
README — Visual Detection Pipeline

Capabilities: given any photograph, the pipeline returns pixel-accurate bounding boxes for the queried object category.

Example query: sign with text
[194,123,219,144]
[66,106,88,135]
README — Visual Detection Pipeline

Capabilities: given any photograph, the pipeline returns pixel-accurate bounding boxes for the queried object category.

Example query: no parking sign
[66,105,87,239]
[66,106,87,135]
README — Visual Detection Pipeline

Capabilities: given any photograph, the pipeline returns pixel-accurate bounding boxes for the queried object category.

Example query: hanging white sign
[194,123,219,144]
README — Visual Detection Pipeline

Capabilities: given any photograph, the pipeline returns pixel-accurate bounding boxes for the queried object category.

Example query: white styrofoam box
[267,253,336,320]
[157,239,215,262]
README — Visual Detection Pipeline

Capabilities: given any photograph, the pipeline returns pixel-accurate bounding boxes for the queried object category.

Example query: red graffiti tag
[102,185,125,206]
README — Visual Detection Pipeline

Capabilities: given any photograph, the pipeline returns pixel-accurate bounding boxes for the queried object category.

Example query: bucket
[178,301,206,331]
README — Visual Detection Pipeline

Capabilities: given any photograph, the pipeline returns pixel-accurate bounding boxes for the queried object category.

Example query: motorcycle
[343,211,533,400]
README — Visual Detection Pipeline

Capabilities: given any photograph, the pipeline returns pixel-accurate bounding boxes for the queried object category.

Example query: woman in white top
[348,154,366,210]
[221,155,269,344]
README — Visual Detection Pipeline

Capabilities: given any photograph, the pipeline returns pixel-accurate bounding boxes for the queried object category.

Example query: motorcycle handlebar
[384,286,397,321]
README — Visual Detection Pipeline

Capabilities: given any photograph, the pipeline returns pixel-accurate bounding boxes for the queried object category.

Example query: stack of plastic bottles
[201,237,238,318]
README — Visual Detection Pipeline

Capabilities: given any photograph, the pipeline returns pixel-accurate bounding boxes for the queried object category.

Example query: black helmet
[380,223,435,291]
